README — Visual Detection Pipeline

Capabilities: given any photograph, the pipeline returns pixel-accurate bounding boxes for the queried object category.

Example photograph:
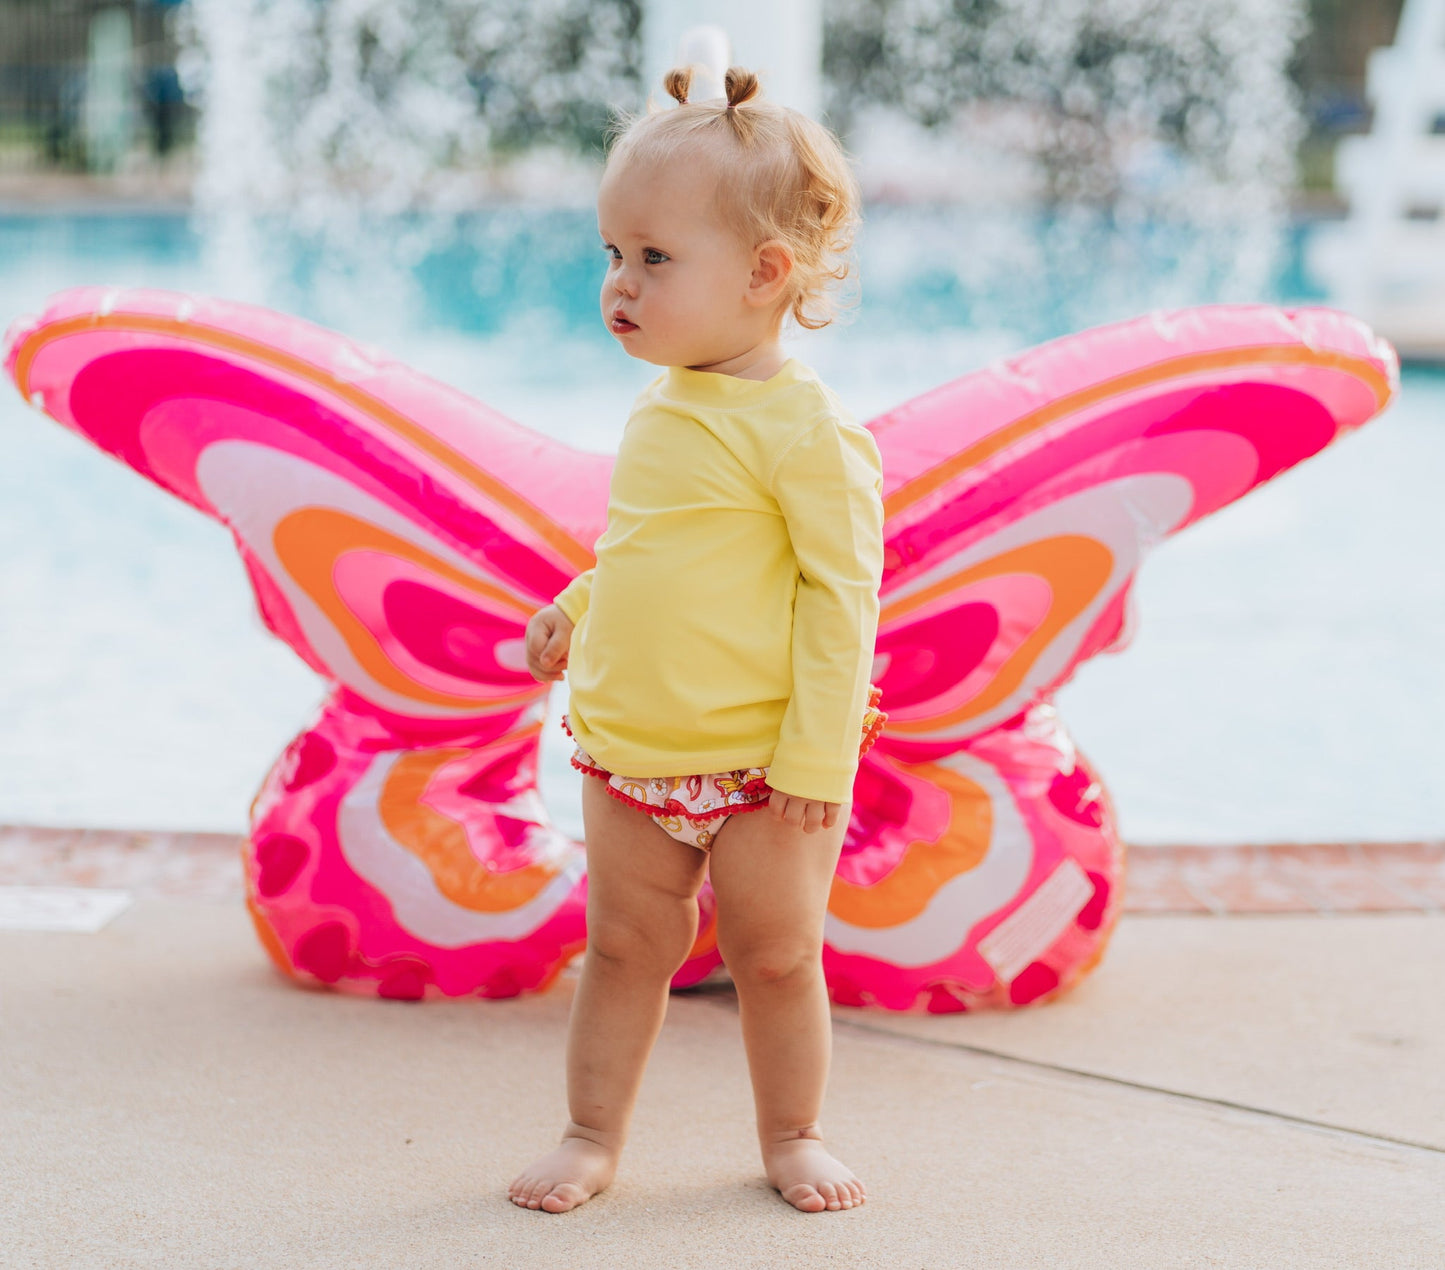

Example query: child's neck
[685,333,787,382]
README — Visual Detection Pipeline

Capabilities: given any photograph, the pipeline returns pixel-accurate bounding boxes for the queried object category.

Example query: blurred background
[0,0,1440,845]
[0,2,1413,205]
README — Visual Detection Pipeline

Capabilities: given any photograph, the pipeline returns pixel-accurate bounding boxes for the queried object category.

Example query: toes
[818,1181,842,1210]
[541,1182,588,1214]
[510,1175,587,1212]
[781,1183,827,1213]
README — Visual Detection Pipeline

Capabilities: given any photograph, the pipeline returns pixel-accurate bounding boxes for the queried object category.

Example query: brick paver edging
[0,826,1441,914]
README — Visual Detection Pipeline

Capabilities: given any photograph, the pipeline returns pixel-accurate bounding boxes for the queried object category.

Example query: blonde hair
[605,66,860,331]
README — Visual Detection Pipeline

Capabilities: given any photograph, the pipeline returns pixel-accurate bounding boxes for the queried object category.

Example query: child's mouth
[610,313,638,335]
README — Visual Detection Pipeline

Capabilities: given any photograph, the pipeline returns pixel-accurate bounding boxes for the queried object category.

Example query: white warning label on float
[977,857,1093,981]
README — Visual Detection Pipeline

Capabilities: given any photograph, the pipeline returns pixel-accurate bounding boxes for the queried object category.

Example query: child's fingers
[773,794,806,828]
[541,629,570,668]
[768,793,843,831]
[521,609,571,682]
[804,801,843,832]
[524,633,563,683]
[769,790,802,825]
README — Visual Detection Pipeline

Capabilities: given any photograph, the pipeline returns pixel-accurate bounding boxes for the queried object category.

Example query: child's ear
[747,240,794,307]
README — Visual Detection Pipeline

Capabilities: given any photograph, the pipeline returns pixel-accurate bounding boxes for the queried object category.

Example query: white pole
[642,0,824,119]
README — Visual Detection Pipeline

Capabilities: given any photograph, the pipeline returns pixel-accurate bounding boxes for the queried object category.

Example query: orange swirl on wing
[377,739,559,912]
[883,345,1394,523]
[274,506,540,711]
[10,312,595,572]
[245,893,297,976]
[880,536,1112,734]
[828,760,991,928]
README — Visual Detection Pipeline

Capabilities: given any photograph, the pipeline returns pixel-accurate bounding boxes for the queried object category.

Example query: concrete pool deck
[2,830,1442,1268]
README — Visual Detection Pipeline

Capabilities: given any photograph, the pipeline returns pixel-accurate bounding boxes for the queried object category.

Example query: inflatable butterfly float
[3,290,1397,1010]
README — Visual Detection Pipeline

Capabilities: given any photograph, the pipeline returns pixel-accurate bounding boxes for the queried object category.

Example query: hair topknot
[663,67,691,106]
[603,66,860,331]
[723,67,759,109]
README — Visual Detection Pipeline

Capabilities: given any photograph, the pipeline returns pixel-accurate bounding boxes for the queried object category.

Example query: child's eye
[600,245,667,265]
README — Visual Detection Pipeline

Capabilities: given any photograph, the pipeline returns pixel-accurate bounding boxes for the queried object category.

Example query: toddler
[509,65,884,1215]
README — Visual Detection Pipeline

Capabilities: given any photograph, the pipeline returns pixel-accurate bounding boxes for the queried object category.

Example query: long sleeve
[765,417,885,804]
[553,568,594,624]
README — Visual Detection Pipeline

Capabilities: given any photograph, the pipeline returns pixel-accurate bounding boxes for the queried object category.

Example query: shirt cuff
[764,755,858,806]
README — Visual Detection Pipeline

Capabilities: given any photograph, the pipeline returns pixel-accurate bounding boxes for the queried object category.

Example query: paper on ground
[0,886,133,932]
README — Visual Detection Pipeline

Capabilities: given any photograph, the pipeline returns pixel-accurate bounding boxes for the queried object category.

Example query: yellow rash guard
[553,358,884,805]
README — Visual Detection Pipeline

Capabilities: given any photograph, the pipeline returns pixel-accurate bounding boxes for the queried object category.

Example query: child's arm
[767,416,885,820]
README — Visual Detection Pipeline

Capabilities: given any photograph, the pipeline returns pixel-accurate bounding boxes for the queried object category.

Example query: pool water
[1,209,1440,843]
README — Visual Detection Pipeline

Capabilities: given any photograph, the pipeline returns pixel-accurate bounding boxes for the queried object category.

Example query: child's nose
[610,267,639,299]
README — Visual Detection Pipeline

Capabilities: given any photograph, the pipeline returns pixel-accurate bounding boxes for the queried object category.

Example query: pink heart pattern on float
[4,290,1397,1008]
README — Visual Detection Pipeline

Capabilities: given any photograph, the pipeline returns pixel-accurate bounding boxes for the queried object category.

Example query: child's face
[597,155,777,369]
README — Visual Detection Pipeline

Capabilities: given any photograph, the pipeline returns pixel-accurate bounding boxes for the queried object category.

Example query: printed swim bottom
[569,745,771,851]
[564,688,887,853]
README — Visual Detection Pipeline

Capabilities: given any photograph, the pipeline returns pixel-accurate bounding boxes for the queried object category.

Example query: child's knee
[587,909,694,975]
[722,936,821,989]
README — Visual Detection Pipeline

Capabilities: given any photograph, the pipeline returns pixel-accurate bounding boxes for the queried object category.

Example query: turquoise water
[0,208,1328,343]
[1,210,1440,842]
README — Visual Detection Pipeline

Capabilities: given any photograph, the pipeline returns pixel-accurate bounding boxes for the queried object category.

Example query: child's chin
[611,335,682,368]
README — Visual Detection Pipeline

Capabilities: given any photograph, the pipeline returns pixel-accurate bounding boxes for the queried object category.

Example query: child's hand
[525,605,574,682]
[767,791,843,833]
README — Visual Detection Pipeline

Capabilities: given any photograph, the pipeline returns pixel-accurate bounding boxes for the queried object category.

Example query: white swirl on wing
[337,750,583,948]
[823,749,1032,967]
[881,472,1195,740]
[197,440,531,718]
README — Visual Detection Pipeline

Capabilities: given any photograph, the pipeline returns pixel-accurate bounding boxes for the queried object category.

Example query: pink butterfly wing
[6,288,607,998]
[822,306,1398,1010]
[7,287,609,735]
[870,305,1394,755]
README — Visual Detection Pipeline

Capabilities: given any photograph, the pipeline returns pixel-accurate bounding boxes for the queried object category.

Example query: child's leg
[509,777,710,1213]
[707,810,865,1214]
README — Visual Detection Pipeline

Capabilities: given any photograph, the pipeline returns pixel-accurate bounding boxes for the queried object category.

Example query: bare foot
[508,1136,617,1213]
[764,1137,866,1213]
